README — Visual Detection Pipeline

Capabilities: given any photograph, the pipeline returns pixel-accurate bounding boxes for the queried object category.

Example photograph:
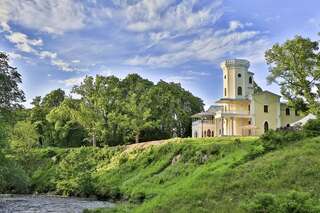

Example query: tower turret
[220,59,254,99]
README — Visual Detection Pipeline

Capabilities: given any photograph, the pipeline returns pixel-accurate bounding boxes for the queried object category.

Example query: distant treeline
[0,51,204,148]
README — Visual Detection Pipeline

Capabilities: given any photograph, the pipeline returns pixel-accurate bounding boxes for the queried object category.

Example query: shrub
[279,191,320,213]
[243,191,320,213]
[244,144,265,161]
[260,130,304,151]
[303,118,320,137]
[130,191,146,203]
[242,193,279,213]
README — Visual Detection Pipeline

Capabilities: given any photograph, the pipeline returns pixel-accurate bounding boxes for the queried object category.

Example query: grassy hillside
[4,135,320,212]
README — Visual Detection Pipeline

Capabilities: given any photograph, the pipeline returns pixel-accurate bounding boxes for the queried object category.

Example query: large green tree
[72,75,123,146]
[265,35,320,114]
[0,52,25,110]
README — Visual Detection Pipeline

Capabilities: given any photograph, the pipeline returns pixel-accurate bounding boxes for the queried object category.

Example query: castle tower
[220,59,254,99]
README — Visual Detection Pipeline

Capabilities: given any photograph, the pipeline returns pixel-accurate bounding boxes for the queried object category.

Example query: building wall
[280,104,304,127]
[192,121,216,138]
[252,92,280,135]
[221,59,251,99]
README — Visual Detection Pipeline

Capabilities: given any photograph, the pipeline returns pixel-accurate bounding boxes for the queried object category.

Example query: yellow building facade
[192,59,305,137]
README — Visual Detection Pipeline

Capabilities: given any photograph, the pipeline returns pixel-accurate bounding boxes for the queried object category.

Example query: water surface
[0,194,114,213]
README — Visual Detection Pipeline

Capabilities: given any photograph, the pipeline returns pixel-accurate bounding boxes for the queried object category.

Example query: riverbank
[2,136,320,212]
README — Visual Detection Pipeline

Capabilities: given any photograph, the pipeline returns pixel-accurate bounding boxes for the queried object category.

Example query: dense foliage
[265,35,320,114]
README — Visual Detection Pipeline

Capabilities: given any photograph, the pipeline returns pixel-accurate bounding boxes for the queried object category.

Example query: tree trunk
[135,132,140,144]
[92,133,97,147]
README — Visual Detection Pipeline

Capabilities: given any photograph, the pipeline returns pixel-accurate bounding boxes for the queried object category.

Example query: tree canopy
[265,35,320,114]
[0,52,25,110]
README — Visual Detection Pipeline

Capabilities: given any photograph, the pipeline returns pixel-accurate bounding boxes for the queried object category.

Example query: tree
[10,121,39,149]
[125,93,154,143]
[46,98,87,147]
[72,75,123,146]
[41,88,65,108]
[0,52,25,110]
[265,35,320,114]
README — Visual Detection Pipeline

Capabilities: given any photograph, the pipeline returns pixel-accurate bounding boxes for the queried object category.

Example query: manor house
[192,59,305,137]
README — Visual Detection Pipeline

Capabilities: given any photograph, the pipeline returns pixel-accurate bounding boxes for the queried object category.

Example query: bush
[260,130,304,151]
[243,191,320,213]
[303,118,320,137]
[130,191,146,203]
[242,193,279,213]
[244,144,265,161]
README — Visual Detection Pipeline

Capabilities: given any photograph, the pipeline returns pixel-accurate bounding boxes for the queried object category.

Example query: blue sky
[0,0,319,108]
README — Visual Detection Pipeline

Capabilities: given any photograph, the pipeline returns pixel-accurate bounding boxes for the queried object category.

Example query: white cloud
[59,76,85,87]
[228,20,244,32]
[39,51,57,60]
[52,59,74,72]
[124,0,223,33]
[0,0,86,34]
[5,32,43,53]
[127,30,263,67]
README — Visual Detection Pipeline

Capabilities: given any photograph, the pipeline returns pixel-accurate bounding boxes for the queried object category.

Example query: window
[264,105,269,113]
[248,104,250,112]
[285,108,290,116]
[249,76,253,84]
[224,75,226,79]
[207,129,211,137]
[224,88,227,96]
[237,86,242,96]
[248,120,251,125]
[238,73,242,78]
[264,121,269,133]
[295,110,299,116]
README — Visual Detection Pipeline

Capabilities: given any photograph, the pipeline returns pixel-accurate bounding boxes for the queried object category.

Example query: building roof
[291,114,316,126]
[253,90,281,97]
[191,111,215,118]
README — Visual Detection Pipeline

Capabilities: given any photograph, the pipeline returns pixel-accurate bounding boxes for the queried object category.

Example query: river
[0,194,115,213]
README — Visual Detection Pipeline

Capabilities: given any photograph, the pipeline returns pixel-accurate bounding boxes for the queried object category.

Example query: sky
[0,0,320,108]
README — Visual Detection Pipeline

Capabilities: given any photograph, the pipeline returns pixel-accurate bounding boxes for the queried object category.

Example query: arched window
[224,88,227,96]
[285,108,290,116]
[237,86,242,96]
[249,76,253,84]
[207,129,211,137]
[264,121,269,133]
[224,75,226,79]
[238,73,242,78]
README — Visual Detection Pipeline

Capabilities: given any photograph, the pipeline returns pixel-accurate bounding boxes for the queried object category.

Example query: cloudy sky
[0,0,319,108]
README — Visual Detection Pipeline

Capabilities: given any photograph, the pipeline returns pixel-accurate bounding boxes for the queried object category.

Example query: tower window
[237,86,242,96]
[224,75,226,79]
[285,108,290,116]
[248,104,250,112]
[264,105,269,113]
[238,73,242,78]
[264,121,269,133]
[249,76,253,84]
[224,88,227,96]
